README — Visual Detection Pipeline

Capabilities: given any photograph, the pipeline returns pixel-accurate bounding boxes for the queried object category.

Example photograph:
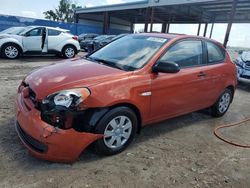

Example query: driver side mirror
[153,61,180,73]
[23,33,29,37]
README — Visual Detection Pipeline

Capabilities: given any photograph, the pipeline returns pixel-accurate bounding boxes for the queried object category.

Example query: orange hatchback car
[16,33,237,162]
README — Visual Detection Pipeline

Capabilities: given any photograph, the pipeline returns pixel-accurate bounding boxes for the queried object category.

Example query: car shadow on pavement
[132,110,212,143]
[21,55,63,62]
[80,110,213,162]
[0,52,85,64]
[0,56,62,64]
[237,82,250,92]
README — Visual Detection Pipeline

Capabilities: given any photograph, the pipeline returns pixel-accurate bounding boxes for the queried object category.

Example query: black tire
[211,88,233,117]
[93,107,138,156]
[1,43,20,59]
[62,45,76,59]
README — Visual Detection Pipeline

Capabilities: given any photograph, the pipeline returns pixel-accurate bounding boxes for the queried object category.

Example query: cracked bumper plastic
[15,92,102,163]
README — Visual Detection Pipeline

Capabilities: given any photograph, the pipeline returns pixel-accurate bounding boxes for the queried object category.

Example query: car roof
[137,33,224,48]
[28,25,69,32]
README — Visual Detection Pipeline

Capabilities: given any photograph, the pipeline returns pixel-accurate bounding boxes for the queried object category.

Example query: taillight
[72,36,78,41]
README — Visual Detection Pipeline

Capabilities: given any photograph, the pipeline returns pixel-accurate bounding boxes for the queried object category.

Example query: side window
[207,42,225,64]
[26,28,42,37]
[159,40,203,68]
[48,29,61,36]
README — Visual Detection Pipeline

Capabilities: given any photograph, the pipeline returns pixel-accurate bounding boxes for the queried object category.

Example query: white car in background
[235,51,250,83]
[0,27,26,35]
[0,26,80,59]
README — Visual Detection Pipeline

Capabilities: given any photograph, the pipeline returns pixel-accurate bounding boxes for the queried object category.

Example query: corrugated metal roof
[75,0,250,23]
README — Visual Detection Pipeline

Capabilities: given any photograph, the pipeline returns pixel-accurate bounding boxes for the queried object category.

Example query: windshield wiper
[87,57,125,71]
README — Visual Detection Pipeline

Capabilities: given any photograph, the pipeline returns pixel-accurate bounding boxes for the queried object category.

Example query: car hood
[25,58,129,100]
[0,34,11,38]
[0,34,22,40]
[241,51,250,62]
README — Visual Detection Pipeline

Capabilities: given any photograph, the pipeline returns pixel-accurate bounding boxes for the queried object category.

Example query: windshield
[89,35,168,71]
[18,26,36,35]
[0,27,25,35]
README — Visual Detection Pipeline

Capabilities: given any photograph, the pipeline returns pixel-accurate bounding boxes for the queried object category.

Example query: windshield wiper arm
[90,58,124,71]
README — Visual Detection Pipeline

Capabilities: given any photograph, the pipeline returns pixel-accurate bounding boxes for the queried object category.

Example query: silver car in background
[235,51,250,83]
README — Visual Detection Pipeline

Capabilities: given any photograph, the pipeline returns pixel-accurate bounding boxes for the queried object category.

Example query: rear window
[207,42,225,64]
[48,29,61,36]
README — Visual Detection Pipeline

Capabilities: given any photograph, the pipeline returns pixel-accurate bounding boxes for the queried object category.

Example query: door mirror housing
[153,61,180,73]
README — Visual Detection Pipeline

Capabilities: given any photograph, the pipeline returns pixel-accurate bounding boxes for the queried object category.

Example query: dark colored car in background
[82,35,115,53]
[93,35,116,51]
[79,33,99,51]
[78,33,99,42]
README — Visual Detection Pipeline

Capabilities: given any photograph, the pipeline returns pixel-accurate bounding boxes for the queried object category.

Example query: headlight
[42,88,90,109]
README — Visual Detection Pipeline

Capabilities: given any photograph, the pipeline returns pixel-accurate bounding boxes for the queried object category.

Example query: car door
[150,39,214,122]
[202,41,228,102]
[47,29,63,50]
[22,27,44,52]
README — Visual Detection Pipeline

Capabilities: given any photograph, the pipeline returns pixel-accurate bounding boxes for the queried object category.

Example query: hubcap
[65,47,75,58]
[218,92,231,113]
[5,46,18,58]
[104,116,132,149]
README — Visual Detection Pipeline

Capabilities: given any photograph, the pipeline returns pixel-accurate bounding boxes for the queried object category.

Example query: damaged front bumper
[15,91,103,163]
[237,65,250,83]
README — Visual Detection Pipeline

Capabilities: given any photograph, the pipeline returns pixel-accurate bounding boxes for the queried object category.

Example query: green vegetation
[43,0,81,23]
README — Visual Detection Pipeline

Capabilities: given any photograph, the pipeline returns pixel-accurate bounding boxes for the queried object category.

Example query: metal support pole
[166,23,170,33]
[161,23,167,33]
[209,22,214,38]
[224,0,238,47]
[166,16,171,33]
[103,12,109,34]
[203,23,208,37]
[197,23,201,36]
[144,7,150,32]
[74,13,79,35]
[130,22,134,33]
[150,7,154,32]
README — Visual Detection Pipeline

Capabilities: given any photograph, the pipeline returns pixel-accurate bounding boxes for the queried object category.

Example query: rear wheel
[93,107,138,155]
[1,43,20,59]
[211,88,233,117]
[62,45,76,58]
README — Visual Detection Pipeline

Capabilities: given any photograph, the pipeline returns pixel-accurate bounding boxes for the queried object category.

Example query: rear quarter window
[48,29,61,36]
[207,42,225,64]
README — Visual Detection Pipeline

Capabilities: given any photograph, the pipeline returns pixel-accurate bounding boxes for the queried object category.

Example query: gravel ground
[0,54,250,188]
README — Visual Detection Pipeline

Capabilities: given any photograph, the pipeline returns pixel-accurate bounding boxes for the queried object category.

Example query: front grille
[241,75,250,79]
[16,122,48,153]
[245,61,250,66]
[245,66,250,70]
[29,88,36,104]
[245,61,250,70]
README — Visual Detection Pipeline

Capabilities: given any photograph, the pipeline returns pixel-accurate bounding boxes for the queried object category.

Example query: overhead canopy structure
[75,0,250,47]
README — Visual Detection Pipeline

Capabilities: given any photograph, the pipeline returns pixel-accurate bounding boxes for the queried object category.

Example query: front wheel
[93,107,138,155]
[1,43,20,59]
[62,45,76,59]
[211,88,233,117]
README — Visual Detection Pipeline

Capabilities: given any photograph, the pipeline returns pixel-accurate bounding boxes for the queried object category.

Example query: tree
[43,0,81,23]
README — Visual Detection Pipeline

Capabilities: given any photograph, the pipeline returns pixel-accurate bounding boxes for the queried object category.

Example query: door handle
[197,72,207,77]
